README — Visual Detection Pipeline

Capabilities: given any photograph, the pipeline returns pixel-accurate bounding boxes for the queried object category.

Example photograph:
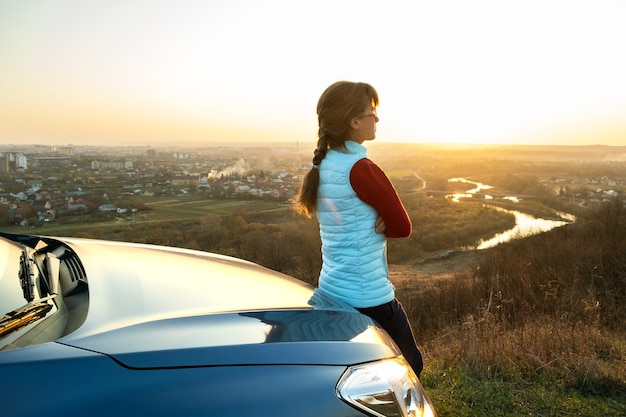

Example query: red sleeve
[350,158,412,238]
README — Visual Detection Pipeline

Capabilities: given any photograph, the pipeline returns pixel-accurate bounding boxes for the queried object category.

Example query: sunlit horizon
[1,1,625,148]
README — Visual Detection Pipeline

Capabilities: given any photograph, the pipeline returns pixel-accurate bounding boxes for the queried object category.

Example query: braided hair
[294,81,379,218]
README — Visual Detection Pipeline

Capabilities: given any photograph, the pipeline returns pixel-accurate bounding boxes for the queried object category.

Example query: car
[0,231,437,417]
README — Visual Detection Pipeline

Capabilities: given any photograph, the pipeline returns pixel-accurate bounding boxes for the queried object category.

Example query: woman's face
[350,104,379,143]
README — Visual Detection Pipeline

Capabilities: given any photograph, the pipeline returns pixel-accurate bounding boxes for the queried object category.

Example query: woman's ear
[350,117,360,130]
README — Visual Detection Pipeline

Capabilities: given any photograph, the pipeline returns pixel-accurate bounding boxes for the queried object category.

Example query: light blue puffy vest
[316,141,394,308]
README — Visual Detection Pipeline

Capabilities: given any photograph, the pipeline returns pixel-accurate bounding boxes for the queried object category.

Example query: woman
[294,81,424,377]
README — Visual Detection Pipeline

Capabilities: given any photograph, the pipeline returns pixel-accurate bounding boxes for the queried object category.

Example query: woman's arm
[350,158,411,238]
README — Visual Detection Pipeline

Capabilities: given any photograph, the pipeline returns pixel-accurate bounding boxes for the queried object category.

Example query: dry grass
[388,199,626,415]
[390,253,625,415]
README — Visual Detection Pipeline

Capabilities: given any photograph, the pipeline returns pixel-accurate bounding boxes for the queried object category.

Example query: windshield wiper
[0,295,56,338]
[19,249,35,302]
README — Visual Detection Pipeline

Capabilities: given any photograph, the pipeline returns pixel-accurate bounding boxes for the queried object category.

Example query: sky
[1,0,625,147]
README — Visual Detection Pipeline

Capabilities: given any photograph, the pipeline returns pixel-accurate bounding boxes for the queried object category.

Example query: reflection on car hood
[55,237,399,367]
[60,310,398,368]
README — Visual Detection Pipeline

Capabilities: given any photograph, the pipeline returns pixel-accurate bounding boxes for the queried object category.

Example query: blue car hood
[60,309,399,368]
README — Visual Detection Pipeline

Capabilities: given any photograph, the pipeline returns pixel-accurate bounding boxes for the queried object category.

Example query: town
[1,142,624,228]
[0,142,311,227]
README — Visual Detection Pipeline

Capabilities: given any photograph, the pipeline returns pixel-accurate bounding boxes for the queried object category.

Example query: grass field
[4,196,292,235]
[142,196,288,218]
[390,260,626,417]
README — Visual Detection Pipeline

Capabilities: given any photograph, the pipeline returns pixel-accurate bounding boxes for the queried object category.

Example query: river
[447,178,575,249]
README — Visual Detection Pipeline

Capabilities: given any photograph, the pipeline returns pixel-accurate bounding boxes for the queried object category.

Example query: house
[99,204,117,212]
[68,203,88,212]
[235,185,251,193]
[170,174,200,186]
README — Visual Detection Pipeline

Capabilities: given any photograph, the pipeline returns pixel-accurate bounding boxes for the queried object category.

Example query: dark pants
[357,298,424,377]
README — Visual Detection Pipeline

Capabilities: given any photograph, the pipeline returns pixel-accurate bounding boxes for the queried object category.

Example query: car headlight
[336,357,437,417]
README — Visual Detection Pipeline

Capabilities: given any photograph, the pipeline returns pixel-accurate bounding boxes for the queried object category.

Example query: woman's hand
[375,215,386,234]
